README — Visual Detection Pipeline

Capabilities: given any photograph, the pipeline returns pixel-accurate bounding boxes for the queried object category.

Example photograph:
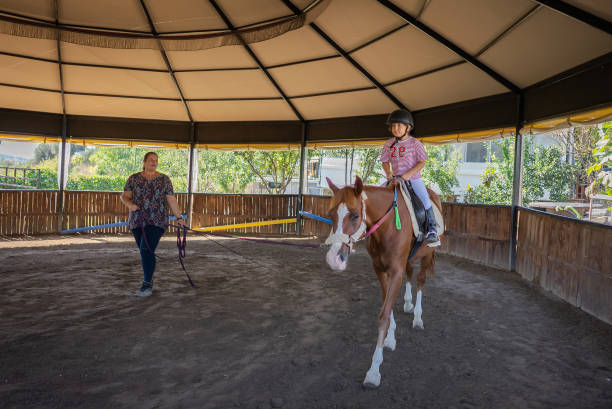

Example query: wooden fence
[0,190,59,235]
[191,194,298,234]
[516,207,612,324]
[301,194,333,237]
[440,203,512,270]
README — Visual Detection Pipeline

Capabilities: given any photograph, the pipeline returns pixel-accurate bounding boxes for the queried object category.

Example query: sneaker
[135,282,153,297]
[425,230,439,243]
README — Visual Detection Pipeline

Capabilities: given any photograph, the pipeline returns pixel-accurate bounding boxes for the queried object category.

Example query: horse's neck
[363,186,395,226]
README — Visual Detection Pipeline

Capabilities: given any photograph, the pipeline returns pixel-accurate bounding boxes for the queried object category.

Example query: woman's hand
[176,217,187,228]
[128,203,139,212]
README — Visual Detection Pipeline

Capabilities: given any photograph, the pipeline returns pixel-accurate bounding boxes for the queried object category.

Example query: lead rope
[136,209,196,288]
[176,225,196,287]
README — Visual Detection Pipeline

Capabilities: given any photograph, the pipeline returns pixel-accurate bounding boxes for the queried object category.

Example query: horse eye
[350,213,359,221]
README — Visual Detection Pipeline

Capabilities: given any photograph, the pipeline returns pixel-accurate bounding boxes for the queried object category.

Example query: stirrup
[425,230,439,243]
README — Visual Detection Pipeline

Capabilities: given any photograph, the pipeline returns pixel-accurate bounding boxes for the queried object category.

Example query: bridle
[325,184,401,250]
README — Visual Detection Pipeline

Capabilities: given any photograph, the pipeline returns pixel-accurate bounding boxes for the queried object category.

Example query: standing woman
[120,152,186,296]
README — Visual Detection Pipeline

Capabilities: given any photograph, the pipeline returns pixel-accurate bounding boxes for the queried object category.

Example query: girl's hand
[128,204,139,212]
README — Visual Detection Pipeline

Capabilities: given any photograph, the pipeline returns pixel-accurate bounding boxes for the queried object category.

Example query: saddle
[397,180,444,258]
[402,181,427,234]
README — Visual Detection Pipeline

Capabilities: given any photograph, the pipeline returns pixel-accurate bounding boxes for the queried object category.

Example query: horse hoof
[383,337,396,351]
[404,303,414,314]
[363,370,381,389]
[412,319,424,329]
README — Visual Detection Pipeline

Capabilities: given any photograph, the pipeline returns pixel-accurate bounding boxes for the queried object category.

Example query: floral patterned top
[124,172,174,230]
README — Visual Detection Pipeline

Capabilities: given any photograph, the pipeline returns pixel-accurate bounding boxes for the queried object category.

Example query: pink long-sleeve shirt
[380,136,427,181]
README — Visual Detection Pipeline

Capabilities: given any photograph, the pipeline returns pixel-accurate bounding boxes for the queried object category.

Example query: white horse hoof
[363,370,381,388]
[383,336,396,351]
[404,303,414,313]
[412,318,424,329]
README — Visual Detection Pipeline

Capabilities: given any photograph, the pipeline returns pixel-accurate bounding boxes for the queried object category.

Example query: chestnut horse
[325,176,442,388]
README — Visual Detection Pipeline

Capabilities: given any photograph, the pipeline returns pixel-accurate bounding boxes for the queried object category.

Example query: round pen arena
[0,1,611,409]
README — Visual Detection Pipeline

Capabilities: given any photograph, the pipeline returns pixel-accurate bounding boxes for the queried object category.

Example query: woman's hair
[142,151,158,171]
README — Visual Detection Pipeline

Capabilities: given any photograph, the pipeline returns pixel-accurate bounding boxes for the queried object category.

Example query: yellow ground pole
[194,218,297,232]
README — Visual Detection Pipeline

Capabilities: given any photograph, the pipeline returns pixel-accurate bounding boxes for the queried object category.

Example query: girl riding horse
[325,175,442,388]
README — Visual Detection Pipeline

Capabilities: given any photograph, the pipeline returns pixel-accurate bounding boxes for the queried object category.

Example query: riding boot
[425,207,439,244]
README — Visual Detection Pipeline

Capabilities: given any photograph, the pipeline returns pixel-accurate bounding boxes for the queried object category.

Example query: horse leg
[413,254,433,329]
[376,272,397,351]
[364,270,403,388]
[403,261,414,313]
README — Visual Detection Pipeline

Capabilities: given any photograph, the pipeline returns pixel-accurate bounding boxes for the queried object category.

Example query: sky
[0,140,40,159]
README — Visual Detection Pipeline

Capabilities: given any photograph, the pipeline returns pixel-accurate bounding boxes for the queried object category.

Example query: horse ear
[354,176,363,196]
[326,177,339,193]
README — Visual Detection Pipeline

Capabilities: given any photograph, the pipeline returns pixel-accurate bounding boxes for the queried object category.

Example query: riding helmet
[386,109,414,129]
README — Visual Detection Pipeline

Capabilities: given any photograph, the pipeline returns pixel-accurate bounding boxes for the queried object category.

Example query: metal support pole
[186,123,196,227]
[297,123,307,235]
[57,115,67,232]
[349,147,355,182]
[510,94,524,271]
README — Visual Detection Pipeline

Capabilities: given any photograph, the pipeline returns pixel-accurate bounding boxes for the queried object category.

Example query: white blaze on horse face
[325,203,349,271]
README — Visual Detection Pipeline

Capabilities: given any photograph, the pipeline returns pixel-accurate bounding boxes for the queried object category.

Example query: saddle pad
[398,182,444,241]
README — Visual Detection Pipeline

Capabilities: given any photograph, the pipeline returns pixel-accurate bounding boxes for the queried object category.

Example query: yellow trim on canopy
[305,128,517,149]
[1,105,610,149]
[522,106,612,135]
[195,143,301,151]
[0,134,190,149]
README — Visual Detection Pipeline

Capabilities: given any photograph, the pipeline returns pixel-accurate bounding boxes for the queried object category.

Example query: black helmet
[386,109,414,129]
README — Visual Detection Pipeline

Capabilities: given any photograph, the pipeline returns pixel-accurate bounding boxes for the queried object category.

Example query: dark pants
[132,225,165,284]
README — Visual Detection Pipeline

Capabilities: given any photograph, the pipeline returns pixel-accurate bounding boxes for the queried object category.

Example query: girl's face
[390,122,410,138]
[143,154,158,172]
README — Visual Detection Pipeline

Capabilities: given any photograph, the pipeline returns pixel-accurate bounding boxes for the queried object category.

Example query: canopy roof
[0,0,610,147]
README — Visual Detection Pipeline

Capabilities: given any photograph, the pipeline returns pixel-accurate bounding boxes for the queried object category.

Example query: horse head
[325,176,367,271]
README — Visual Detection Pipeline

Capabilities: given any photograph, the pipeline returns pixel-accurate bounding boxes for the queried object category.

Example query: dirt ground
[0,233,611,409]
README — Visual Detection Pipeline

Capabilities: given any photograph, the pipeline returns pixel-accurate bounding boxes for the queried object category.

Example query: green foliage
[465,136,575,205]
[239,150,300,194]
[198,150,254,193]
[421,144,461,199]
[66,175,126,191]
[32,143,58,164]
[586,124,612,196]
[89,147,189,191]
[355,148,383,184]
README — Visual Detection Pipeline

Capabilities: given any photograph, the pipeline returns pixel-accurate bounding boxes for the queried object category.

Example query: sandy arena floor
[0,233,611,409]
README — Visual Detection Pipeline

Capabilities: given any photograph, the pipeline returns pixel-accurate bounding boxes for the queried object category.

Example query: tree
[32,143,58,164]
[465,136,575,205]
[240,150,300,194]
[586,123,612,197]
[88,147,190,191]
[552,125,600,193]
[355,148,383,184]
[421,144,461,200]
[198,150,254,193]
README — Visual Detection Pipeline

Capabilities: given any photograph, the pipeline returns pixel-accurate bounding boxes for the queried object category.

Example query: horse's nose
[339,244,350,262]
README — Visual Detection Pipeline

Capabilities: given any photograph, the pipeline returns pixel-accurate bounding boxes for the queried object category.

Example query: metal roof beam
[280,0,407,110]
[377,0,521,94]
[54,0,66,116]
[534,0,612,35]
[208,0,305,122]
[138,0,194,122]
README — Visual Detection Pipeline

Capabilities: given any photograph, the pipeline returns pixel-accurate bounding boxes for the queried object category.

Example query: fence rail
[0,167,41,189]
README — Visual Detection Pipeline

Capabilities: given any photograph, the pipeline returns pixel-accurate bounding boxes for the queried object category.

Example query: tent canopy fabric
[0,0,610,146]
